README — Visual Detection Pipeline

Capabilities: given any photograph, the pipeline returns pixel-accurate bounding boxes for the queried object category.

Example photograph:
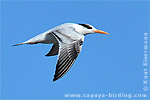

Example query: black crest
[78,24,93,29]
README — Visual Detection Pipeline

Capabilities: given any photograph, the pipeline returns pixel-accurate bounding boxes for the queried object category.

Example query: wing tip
[53,74,62,82]
[45,54,50,56]
[53,77,58,82]
[45,53,56,56]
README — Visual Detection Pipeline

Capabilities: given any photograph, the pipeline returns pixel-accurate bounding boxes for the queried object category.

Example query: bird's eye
[78,24,93,29]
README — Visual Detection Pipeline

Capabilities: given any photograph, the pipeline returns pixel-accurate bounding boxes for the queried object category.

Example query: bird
[13,23,109,81]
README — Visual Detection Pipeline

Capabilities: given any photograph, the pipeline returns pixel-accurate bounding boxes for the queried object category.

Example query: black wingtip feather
[53,77,59,82]
[53,78,57,82]
[45,54,50,56]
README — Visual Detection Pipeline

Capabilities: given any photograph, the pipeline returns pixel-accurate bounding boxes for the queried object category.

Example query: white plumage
[13,23,109,81]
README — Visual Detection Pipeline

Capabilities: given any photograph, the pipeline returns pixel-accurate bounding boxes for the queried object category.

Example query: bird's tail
[12,41,39,46]
[12,42,28,46]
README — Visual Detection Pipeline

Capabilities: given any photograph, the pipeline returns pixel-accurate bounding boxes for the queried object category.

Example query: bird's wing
[51,28,84,81]
[45,43,59,56]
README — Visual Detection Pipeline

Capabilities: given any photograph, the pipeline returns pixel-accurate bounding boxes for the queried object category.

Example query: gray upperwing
[45,43,59,56]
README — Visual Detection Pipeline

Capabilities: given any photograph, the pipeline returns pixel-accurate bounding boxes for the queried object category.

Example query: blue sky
[1,0,149,100]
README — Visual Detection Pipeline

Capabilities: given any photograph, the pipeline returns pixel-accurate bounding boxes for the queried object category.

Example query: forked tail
[13,42,38,46]
[12,42,28,46]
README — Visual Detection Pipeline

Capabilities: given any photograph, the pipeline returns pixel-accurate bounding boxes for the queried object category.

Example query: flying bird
[13,23,109,81]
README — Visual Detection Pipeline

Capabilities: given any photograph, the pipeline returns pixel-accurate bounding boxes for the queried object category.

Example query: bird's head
[74,23,109,35]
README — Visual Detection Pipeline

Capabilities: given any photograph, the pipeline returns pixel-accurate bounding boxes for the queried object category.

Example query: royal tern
[13,23,109,81]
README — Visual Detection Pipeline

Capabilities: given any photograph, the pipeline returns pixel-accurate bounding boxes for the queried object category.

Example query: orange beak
[94,29,109,35]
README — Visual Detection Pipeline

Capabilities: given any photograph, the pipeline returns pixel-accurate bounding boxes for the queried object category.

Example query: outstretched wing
[51,28,84,81]
[53,40,83,81]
